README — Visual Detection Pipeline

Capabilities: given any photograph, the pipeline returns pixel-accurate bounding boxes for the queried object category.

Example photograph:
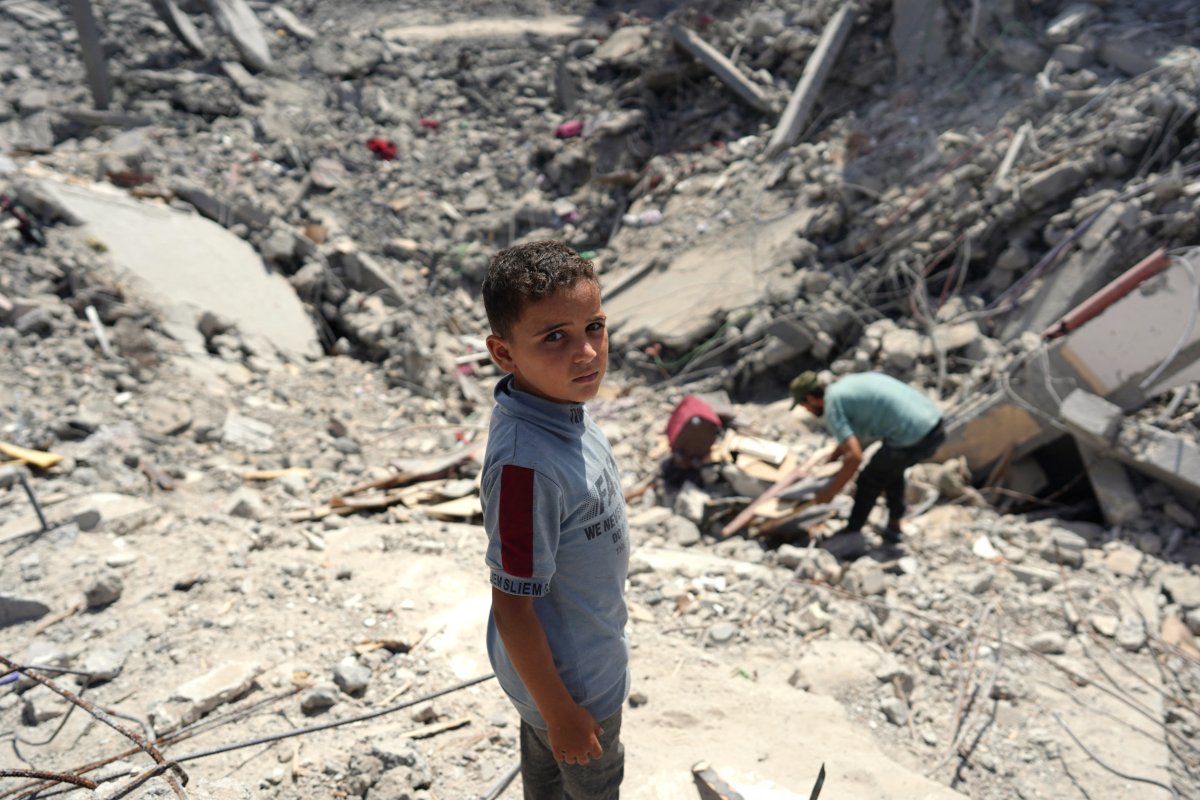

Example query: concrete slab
[1038,642,1173,798]
[1058,256,1200,407]
[1060,388,1121,443]
[606,210,813,349]
[625,634,965,800]
[172,660,262,719]
[37,179,321,362]
[1064,388,1200,499]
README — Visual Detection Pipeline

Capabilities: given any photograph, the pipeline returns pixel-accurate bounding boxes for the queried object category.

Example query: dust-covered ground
[2,2,1200,799]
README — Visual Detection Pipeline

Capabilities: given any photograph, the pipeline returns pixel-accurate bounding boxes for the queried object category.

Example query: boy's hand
[546,703,604,765]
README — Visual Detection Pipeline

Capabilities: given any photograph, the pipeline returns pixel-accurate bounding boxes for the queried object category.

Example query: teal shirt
[823,373,941,448]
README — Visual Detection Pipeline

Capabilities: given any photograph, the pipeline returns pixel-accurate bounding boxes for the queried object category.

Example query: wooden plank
[729,433,789,465]
[423,495,482,520]
[0,441,62,469]
[719,445,833,538]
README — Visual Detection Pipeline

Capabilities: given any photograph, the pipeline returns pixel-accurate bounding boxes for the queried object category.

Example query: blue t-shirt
[824,372,941,448]
[482,375,630,728]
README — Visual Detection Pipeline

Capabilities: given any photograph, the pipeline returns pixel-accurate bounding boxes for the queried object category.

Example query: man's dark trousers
[846,420,945,532]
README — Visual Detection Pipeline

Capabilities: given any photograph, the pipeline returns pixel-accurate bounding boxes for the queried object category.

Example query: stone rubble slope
[2,1,1200,799]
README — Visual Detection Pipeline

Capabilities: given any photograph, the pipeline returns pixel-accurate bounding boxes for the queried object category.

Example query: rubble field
[2,1,1200,799]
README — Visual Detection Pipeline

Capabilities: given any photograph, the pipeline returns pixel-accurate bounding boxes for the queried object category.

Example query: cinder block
[1061,389,1122,444]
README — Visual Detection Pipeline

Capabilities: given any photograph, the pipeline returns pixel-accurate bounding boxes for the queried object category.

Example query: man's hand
[816,435,862,506]
[546,702,604,765]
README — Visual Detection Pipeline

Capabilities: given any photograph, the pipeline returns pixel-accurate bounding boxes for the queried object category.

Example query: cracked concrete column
[66,0,112,110]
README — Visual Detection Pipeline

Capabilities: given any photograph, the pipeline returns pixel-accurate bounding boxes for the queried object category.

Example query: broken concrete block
[0,594,51,627]
[593,25,648,66]
[22,685,71,725]
[1022,162,1090,210]
[880,328,922,371]
[36,180,319,361]
[1027,631,1068,654]
[1061,389,1122,445]
[142,396,193,437]
[84,571,123,608]
[708,621,738,645]
[220,60,265,102]
[1099,39,1158,77]
[880,696,909,726]
[775,544,840,583]
[331,246,405,306]
[1163,572,1200,611]
[1104,544,1143,577]
[301,684,338,714]
[1045,4,1100,44]
[79,648,126,685]
[173,661,261,721]
[1053,43,1093,70]
[1008,564,1059,590]
[928,320,981,354]
[1039,527,1088,568]
[663,514,701,547]
[226,487,267,520]
[1115,618,1147,652]
[333,657,371,696]
[223,411,276,452]
[673,482,709,525]
[1079,445,1142,526]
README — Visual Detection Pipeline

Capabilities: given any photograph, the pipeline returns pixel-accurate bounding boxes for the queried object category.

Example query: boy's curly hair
[482,240,597,339]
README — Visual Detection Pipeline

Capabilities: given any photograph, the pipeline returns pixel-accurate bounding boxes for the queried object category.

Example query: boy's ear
[486,334,517,374]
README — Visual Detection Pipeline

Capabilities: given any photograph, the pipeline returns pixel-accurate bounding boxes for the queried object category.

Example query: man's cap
[789,371,822,408]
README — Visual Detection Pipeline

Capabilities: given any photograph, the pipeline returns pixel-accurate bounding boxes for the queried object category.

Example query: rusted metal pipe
[0,656,188,792]
[0,770,96,790]
[1042,247,1171,340]
[0,466,48,532]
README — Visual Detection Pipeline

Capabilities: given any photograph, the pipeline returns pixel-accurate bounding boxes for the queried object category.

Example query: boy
[480,240,629,799]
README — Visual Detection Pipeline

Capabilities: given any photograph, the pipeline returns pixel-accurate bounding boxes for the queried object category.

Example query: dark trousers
[520,710,624,800]
[847,420,945,531]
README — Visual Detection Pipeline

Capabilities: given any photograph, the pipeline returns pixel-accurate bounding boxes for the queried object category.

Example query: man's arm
[814,435,862,505]
[490,588,604,765]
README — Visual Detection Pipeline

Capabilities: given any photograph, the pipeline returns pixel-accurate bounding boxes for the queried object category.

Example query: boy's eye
[587,321,606,333]
[543,331,564,343]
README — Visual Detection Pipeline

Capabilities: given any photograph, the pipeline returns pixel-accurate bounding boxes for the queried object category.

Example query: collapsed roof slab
[605,209,814,350]
[1054,251,1200,409]
[941,249,1200,476]
[1064,389,1200,501]
[37,179,321,362]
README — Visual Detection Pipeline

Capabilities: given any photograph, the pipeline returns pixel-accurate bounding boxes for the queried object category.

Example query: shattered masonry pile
[2,1,1200,799]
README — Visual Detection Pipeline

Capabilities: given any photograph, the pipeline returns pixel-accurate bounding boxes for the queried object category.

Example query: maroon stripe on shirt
[499,465,535,578]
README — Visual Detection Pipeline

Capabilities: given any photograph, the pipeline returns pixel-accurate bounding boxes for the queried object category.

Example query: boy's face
[486,279,608,404]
